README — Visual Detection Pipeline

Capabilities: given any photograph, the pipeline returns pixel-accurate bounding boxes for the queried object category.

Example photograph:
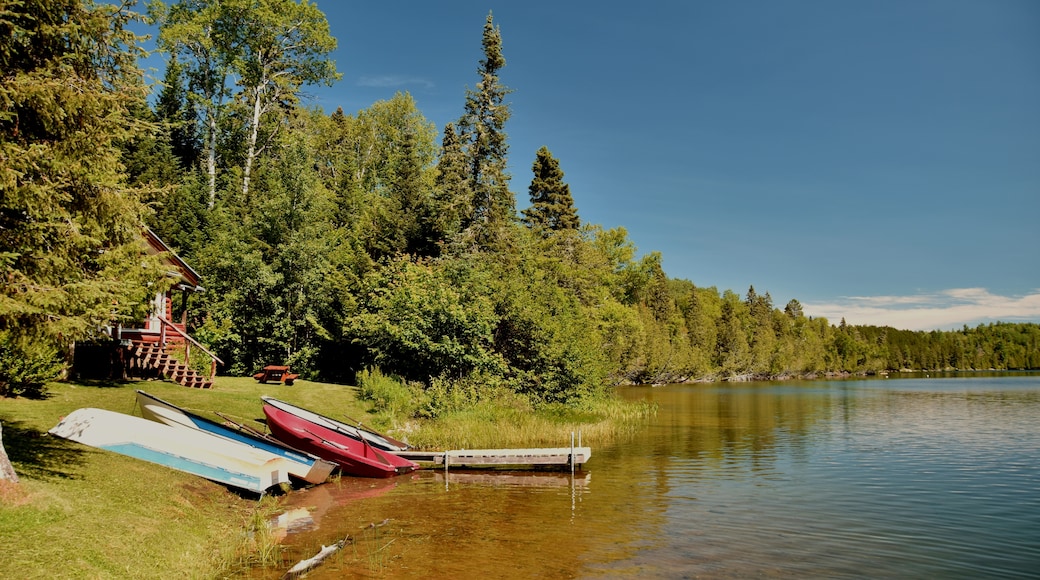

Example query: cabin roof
[141,228,204,291]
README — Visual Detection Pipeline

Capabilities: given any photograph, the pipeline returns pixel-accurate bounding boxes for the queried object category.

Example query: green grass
[0,376,653,578]
[403,396,656,450]
[0,376,372,579]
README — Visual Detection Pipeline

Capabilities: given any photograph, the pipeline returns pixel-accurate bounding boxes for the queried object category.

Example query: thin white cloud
[802,288,1040,331]
[357,75,435,90]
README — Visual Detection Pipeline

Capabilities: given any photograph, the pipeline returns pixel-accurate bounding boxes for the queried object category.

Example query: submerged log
[281,535,351,580]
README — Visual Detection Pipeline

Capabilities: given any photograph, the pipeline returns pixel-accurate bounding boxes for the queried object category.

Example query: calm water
[263,374,1040,578]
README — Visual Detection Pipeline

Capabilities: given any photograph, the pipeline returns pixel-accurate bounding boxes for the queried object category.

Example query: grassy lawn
[0,376,374,579]
[1,376,652,578]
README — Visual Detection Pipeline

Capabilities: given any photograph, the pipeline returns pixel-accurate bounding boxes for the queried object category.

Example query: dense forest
[2,0,1038,401]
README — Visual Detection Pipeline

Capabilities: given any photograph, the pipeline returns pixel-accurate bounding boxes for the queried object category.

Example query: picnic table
[253,365,299,385]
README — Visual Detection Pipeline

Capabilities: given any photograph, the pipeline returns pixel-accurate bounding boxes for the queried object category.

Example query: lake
[263,373,1040,578]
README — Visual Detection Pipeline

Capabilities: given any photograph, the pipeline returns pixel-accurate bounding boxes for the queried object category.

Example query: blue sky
[144,1,1040,331]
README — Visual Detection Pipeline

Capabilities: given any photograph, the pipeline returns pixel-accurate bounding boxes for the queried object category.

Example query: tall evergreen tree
[433,122,471,243]
[522,146,580,232]
[457,12,514,245]
[1,0,169,392]
[784,298,804,318]
[155,55,201,169]
[392,127,440,256]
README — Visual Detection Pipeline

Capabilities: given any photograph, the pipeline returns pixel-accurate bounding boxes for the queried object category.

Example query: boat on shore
[261,397,418,478]
[261,396,410,452]
[49,408,291,494]
[135,390,335,485]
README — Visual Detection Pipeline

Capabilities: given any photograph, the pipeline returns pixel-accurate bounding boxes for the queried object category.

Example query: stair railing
[156,317,224,380]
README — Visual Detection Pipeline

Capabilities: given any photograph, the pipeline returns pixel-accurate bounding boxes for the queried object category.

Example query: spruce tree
[1,0,168,392]
[393,128,440,257]
[155,56,201,170]
[433,122,471,242]
[457,12,514,244]
[522,146,580,232]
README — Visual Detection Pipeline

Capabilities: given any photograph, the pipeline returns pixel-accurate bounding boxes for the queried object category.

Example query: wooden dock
[393,446,592,469]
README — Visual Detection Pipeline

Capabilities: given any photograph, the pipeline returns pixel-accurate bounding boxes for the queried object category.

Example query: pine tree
[393,128,440,256]
[433,122,471,242]
[784,299,804,318]
[1,0,169,395]
[155,56,201,169]
[457,12,514,245]
[522,146,580,232]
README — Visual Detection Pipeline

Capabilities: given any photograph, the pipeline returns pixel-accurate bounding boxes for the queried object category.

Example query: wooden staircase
[126,340,213,389]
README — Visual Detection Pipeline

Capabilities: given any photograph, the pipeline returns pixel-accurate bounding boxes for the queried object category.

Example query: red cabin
[72,228,221,388]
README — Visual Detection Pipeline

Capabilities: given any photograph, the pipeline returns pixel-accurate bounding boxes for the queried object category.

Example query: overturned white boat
[49,407,291,494]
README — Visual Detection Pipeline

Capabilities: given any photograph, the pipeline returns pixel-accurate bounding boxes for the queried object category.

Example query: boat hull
[136,391,335,484]
[262,401,418,478]
[49,408,289,493]
[261,396,410,452]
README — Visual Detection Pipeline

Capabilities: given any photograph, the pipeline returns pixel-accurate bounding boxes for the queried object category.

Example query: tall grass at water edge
[357,368,657,449]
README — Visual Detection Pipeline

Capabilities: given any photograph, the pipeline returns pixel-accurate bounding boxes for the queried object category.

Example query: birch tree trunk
[0,422,19,483]
[207,113,218,209]
[242,84,264,199]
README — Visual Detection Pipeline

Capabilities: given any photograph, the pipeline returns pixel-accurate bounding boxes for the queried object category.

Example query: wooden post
[570,432,575,474]
[578,430,583,468]
[180,290,188,325]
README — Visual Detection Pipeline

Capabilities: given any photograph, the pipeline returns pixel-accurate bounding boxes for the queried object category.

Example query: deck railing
[157,317,224,379]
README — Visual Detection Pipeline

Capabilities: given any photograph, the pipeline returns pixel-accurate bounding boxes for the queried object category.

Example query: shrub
[0,333,63,398]
[356,367,417,417]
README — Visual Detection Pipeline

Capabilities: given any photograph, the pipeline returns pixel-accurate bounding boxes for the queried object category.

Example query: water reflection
[434,470,591,489]
[262,376,1040,579]
[601,378,1040,578]
[265,467,625,579]
[269,478,400,542]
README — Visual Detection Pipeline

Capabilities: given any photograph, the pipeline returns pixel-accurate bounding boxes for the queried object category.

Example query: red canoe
[262,398,418,478]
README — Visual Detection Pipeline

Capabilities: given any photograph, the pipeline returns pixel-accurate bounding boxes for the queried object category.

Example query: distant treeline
[629,281,1040,383]
[2,2,1036,402]
[842,322,1040,375]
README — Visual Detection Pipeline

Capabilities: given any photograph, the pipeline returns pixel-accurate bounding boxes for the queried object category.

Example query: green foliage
[152,0,340,204]
[154,55,202,169]
[0,332,63,398]
[347,256,503,383]
[187,130,355,376]
[416,372,527,420]
[357,368,414,415]
[432,123,472,243]
[457,12,515,247]
[482,231,613,401]
[6,4,1037,410]
[312,94,439,258]
[0,0,169,359]
[522,145,580,232]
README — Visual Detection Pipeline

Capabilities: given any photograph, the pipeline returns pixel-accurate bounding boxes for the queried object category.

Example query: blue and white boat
[49,407,291,494]
[135,390,335,484]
